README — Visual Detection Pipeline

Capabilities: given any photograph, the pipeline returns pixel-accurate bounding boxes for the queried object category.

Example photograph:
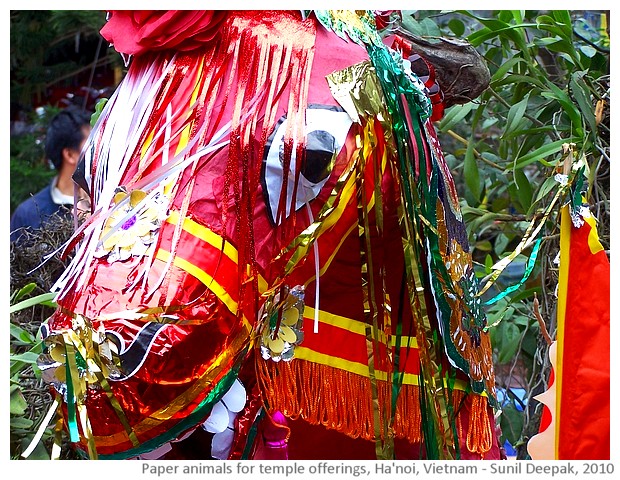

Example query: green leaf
[512,313,530,328]
[484,254,494,274]
[541,82,580,128]
[494,233,510,256]
[476,240,493,252]
[10,386,28,415]
[510,10,524,24]
[493,74,546,90]
[10,416,34,430]
[10,352,41,364]
[497,322,521,363]
[556,52,577,67]
[514,139,573,169]
[514,168,533,212]
[464,139,481,201]
[501,126,556,139]
[580,45,597,58]
[400,15,441,39]
[462,15,534,55]
[438,102,474,132]
[536,14,572,42]
[9,292,56,313]
[570,71,597,136]
[10,323,36,345]
[91,97,108,127]
[481,117,499,130]
[503,93,530,137]
[550,10,573,37]
[448,18,465,37]
[500,402,525,445]
[510,287,542,303]
[12,282,36,302]
[533,36,563,47]
[491,57,527,82]
[10,343,44,377]
[467,18,536,59]
[487,306,509,328]
[533,175,560,205]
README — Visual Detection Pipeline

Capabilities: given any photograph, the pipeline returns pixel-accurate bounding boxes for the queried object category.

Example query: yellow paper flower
[259,286,305,362]
[95,189,166,262]
[261,307,300,355]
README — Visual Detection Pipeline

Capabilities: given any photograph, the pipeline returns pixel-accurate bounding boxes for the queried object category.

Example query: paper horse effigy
[38,10,500,460]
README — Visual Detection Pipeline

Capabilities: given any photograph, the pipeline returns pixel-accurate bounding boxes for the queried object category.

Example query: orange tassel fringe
[257,358,493,455]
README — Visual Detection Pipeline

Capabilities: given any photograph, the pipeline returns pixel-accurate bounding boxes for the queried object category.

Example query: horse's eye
[303,130,337,184]
[262,104,353,225]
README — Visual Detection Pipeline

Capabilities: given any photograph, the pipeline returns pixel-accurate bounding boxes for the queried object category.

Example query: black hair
[45,107,91,170]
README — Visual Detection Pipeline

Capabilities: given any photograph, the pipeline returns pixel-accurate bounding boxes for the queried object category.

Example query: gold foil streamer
[355,120,393,459]
[58,317,140,456]
[52,410,64,460]
[327,59,457,458]
[277,154,360,280]
[477,184,566,298]
[327,61,386,124]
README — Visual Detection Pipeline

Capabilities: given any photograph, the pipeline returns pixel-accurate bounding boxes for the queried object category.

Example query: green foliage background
[401,10,609,457]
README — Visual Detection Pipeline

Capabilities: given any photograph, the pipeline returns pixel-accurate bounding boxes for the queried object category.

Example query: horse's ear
[72,156,90,197]
[261,105,353,226]
[390,28,490,108]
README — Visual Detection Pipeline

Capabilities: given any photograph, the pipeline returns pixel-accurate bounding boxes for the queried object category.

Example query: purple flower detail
[121,215,137,230]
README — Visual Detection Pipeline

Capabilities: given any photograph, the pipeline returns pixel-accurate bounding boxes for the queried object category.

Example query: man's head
[45,107,91,172]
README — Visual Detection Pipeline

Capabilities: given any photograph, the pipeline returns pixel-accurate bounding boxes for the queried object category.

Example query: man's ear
[62,146,81,167]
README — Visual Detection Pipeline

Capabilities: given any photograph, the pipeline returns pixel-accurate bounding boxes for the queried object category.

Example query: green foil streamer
[64,342,80,443]
[484,237,543,306]
[365,43,457,459]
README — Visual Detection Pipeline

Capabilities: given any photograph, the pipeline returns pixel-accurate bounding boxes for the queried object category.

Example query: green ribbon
[64,344,80,443]
[484,237,543,306]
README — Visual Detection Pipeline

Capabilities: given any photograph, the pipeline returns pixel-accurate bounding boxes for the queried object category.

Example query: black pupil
[300,130,336,183]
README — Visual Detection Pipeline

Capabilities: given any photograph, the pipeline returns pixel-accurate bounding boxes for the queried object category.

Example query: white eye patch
[261,104,353,225]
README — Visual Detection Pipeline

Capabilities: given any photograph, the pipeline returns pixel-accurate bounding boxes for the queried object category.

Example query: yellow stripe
[294,345,419,384]
[156,248,238,315]
[166,210,268,293]
[304,306,418,349]
[584,214,605,255]
[298,307,483,394]
[167,210,238,262]
[140,130,156,170]
[156,248,254,334]
[555,205,571,459]
[294,345,473,393]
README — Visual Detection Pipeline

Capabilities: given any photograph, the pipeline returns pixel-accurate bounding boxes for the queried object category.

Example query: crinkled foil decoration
[38,314,139,459]
[314,10,383,48]
[258,286,305,362]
